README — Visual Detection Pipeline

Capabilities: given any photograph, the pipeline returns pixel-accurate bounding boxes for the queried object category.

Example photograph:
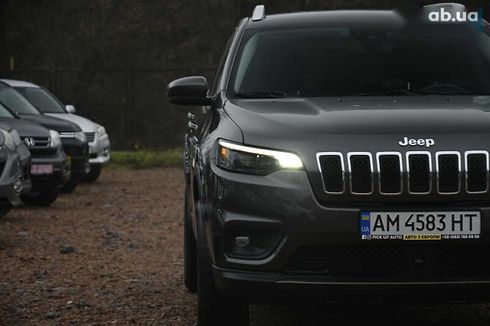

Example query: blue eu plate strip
[360,211,371,237]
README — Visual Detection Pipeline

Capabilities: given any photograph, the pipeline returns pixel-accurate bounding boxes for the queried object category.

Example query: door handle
[188,121,198,130]
[187,112,195,120]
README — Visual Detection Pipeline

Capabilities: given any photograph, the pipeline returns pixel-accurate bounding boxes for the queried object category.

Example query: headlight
[96,125,106,137]
[0,130,16,151]
[217,140,302,175]
[10,130,21,147]
[75,131,87,143]
[49,130,61,148]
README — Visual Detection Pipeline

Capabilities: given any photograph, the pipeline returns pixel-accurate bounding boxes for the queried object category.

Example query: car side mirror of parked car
[167,76,212,106]
[65,105,76,113]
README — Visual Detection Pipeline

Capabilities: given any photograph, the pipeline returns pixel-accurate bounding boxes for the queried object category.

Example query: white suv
[1,79,111,182]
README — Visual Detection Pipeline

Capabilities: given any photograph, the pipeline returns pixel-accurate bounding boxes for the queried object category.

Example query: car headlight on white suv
[49,130,61,148]
[217,139,303,175]
[96,125,106,137]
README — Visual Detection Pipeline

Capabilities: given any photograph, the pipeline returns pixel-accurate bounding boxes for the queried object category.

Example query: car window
[0,87,40,115]
[15,87,66,113]
[0,102,16,118]
[230,23,490,97]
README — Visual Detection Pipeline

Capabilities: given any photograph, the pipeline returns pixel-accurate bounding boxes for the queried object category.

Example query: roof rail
[251,5,265,22]
[423,2,466,12]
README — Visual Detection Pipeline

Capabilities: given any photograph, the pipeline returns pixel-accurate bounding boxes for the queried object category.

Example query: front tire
[196,202,249,326]
[84,164,102,182]
[21,188,59,207]
[0,204,12,217]
[61,177,78,193]
[184,190,198,293]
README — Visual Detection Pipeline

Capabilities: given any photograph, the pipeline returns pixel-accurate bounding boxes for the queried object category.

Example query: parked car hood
[45,113,99,133]
[19,114,81,133]
[0,117,50,138]
[223,95,490,179]
[225,96,490,146]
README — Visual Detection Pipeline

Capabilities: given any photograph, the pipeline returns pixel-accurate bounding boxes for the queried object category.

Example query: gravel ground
[1,168,490,325]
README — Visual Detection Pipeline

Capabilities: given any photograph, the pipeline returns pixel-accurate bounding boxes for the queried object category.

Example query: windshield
[15,87,67,113]
[0,87,40,115]
[0,102,16,118]
[230,22,490,97]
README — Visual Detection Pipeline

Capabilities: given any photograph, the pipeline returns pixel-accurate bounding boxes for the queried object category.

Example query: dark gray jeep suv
[168,3,490,325]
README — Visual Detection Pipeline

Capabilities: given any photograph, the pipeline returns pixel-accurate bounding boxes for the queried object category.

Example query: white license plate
[360,211,481,240]
[31,164,54,175]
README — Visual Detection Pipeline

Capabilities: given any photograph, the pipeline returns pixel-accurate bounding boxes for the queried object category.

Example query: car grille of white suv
[84,132,95,143]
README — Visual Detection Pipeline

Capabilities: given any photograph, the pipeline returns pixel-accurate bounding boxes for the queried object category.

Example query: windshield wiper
[234,90,287,98]
[354,89,416,96]
[416,83,471,95]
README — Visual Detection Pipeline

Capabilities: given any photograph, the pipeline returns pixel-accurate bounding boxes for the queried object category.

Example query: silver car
[0,79,111,182]
[0,127,31,215]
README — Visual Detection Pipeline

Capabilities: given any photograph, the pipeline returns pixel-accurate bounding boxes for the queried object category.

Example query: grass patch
[108,149,183,169]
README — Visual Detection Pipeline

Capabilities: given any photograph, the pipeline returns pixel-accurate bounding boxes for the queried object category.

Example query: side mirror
[65,105,76,113]
[167,76,212,106]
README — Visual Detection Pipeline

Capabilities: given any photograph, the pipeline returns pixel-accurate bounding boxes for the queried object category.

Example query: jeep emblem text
[398,137,435,148]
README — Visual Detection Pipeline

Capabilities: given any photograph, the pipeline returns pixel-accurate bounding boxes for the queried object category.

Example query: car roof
[0,79,40,88]
[245,10,405,30]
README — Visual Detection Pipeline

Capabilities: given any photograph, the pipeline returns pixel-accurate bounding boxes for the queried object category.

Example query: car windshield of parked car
[15,87,67,113]
[0,102,16,118]
[230,22,490,97]
[0,87,40,115]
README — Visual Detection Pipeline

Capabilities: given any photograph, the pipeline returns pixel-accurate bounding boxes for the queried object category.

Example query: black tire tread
[84,164,102,183]
[21,188,59,207]
[61,177,78,193]
[196,200,249,326]
[184,187,198,293]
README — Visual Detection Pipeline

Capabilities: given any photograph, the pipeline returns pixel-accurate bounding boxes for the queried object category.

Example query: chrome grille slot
[377,153,402,194]
[437,152,460,194]
[85,132,95,143]
[465,151,489,193]
[407,152,431,194]
[348,153,373,194]
[317,153,344,193]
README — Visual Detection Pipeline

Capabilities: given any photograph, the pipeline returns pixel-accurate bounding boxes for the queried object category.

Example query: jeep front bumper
[207,163,490,303]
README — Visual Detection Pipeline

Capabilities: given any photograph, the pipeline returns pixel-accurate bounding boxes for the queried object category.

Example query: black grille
[288,245,490,280]
[438,154,459,193]
[349,155,372,194]
[319,155,343,193]
[378,155,401,194]
[408,154,431,193]
[467,153,488,192]
[21,137,50,148]
[21,137,56,156]
[85,132,95,142]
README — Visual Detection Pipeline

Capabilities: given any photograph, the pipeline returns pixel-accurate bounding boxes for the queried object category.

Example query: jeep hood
[225,96,490,152]
[45,113,99,132]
